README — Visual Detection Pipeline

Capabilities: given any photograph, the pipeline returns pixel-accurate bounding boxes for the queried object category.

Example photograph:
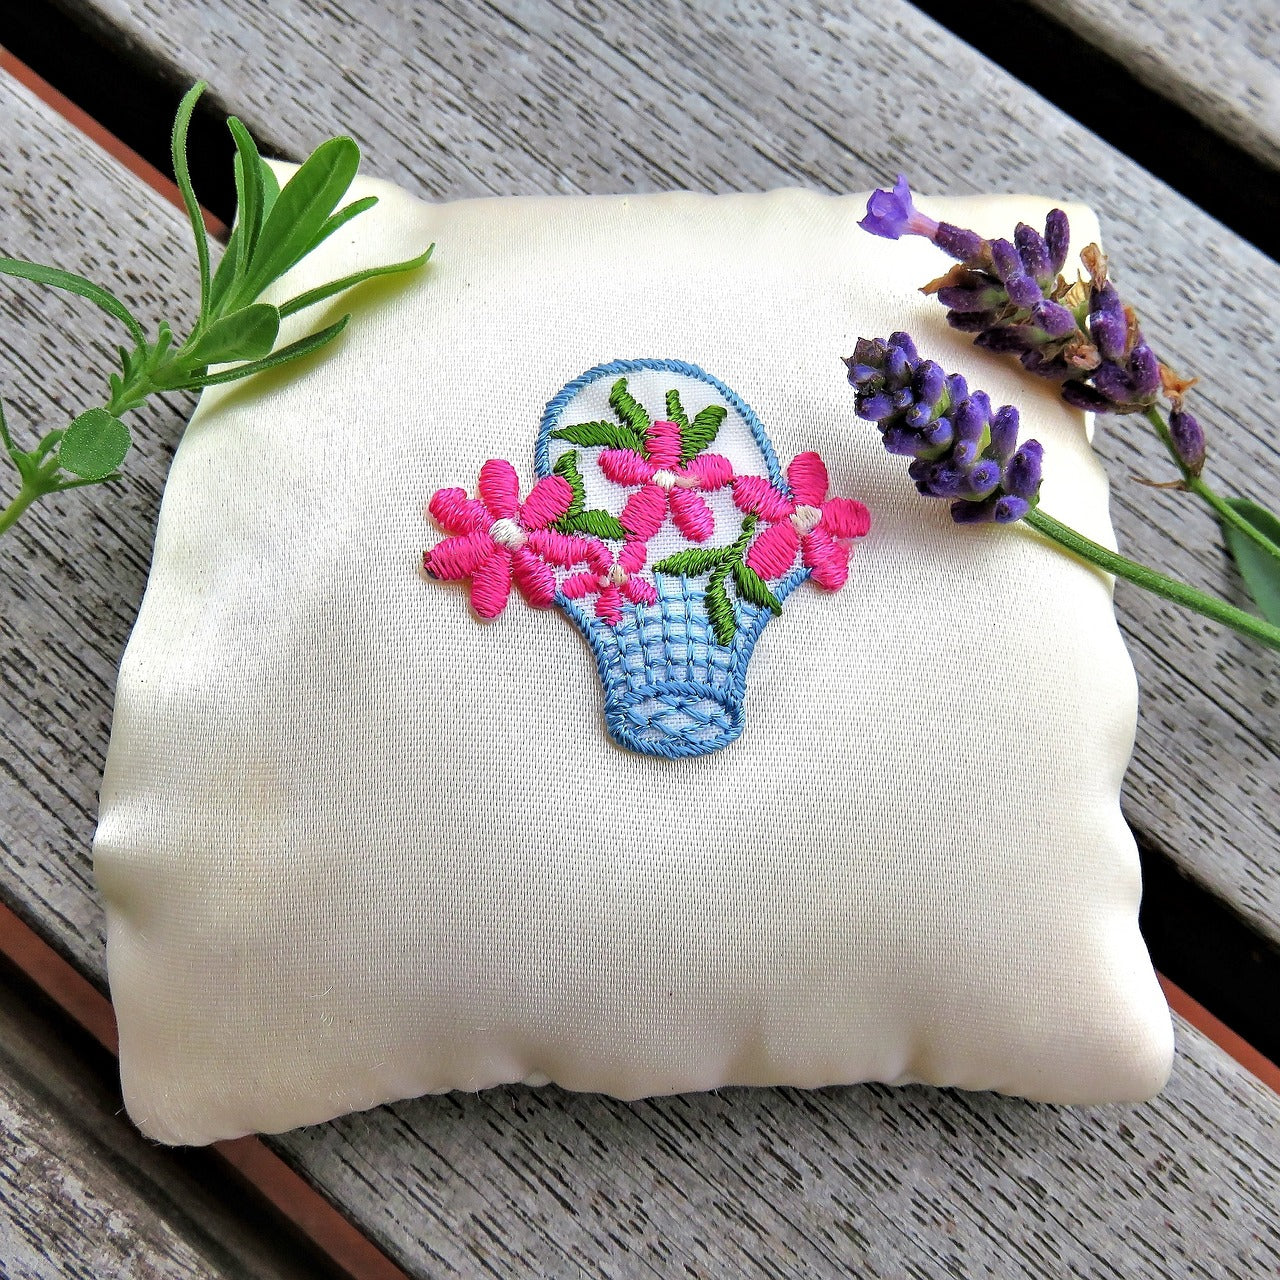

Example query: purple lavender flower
[859,175,987,261]
[860,179,1171,423]
[844,332,1044,524]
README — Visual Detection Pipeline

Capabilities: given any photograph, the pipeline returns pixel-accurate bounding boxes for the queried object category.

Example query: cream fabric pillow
[94,175,1173,1146]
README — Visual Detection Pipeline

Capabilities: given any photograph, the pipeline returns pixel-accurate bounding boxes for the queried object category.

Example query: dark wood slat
[0,962,335,1280]
[1028,0,1279,171]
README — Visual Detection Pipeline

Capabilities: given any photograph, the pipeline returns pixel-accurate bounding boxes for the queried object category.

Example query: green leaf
[0,394,13,457]
[610,378,651,441]
[171,81,211,315]
[705,572,737,645]
[276,247,432,318]
[173,315,349,388]
[182,304,281,367]
[682,404,726,464]
[1222,496,1280,625]
[227,116,265,284]
[235,136,361,306]
[259,157,281,219]
[0,258,145,345]
[564,509,627,540]
[732,560,783,614]
[549,420,645,452]
[553,450,586,520]
[309,195,379,253]
[652,546,729,576]
[58,409,131,480]
[665,388,690,432]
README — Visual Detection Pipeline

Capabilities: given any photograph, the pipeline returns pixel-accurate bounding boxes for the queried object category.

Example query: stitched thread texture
[423,359,870,756]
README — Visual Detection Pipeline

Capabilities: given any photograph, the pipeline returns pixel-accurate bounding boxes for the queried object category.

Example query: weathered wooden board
[1029,0,1280,170]
[2,12,1280,1280]
[0,973,325,1280]
[39,0,1280,973]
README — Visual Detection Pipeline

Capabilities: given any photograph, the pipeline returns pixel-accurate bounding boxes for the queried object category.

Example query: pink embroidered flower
[560,540,658,625]
[422,459,606,618]
[733,452,871,589]
[599,420,733,543]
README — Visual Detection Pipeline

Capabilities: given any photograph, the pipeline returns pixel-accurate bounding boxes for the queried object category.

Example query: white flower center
[489,517,526,549]
[651,469,678,490]
[791,504,822,534]
[607,564,628,586]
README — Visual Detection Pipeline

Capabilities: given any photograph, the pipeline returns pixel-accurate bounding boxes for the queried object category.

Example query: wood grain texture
[41,0,1280,982]
[1029,0,1280,170]
[0,975,327,1280]
[1,13,1280,1280]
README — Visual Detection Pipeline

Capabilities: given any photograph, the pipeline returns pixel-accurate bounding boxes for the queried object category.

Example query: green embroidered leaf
[682,404,726,464]
[705,571,738,646]
[665,388,690,432]
[1222,496,1280,625]
[652,546,729,577]
[549,421,644,452]
[563,509,627,539]
[610,378,651,441]
[57,408,131,480]
[553,450,587,521]
[732,560,783,614]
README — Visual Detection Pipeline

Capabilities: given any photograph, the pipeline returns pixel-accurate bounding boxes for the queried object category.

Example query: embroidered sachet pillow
[94,175,1174,1145]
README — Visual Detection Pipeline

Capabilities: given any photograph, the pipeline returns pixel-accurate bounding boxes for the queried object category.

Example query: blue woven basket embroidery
[536,358,808,759]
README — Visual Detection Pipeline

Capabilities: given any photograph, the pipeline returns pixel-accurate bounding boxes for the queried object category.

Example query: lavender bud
[1088,284,1127,361]
[1044,210,1070,273]
[965,459,1002,499]
[889,331,919,362]
[951,498,995,523]
[990,238,1023,283]
[994,495,1031,523]
[1092,362,1137,405]
[1029,300,1078,339]
[857,391,895,421]
[1169,408,1206,475]
[1061,380,1112,412]
[887,344,912,383]
[1005,273,1045,310]
[938,284,1006,313]
[947,310,1000,334]
[1014,223,1052,283]
[988,405,1020,460]
[951,440,978,467]
[935,222,988,261]
[904,401,936,430]
[1130,342,1160,399]
[975,327,1034,354]
[953,396,988,444]
[1005,440,1044,500]
[915,360,947,408]
[945,372,969,404]
[882,427,922,456]
[923,417,955,451]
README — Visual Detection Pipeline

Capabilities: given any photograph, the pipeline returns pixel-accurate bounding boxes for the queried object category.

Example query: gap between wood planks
[2,5,1279,1134]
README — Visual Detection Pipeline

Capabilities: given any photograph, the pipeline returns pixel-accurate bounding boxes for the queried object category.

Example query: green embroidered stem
[654,513,778,645]
[1025,507,1280,652]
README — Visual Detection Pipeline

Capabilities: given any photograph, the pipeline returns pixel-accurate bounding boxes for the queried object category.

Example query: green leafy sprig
[0,81,432,537]
[653,514,782,645]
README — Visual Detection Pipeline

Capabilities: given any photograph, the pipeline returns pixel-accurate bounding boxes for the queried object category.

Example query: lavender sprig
[858,175,1280,623]
[845,332,1043,524]
[845,334,1280,654]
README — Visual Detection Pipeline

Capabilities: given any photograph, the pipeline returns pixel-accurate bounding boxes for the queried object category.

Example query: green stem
[0,479,45,536]
[1142,406,1280,565]
[1026,507,1280,652]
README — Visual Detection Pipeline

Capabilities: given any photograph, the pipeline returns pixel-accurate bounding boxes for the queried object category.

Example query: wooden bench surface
[1029,0,1280,167]
[1,1,1278,1276]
